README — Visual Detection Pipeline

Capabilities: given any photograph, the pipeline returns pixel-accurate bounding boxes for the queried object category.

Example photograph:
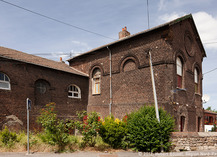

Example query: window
[92,68,101,94]
[123,59,136,72]
[0,72,10,90]
[176,57,183,88]
[35,81,47,94]
[194,68,199,93]
[68,85,81,98]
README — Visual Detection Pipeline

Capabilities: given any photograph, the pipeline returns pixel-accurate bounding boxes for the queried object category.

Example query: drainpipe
[107,46,112,116]
[148,50,160,122]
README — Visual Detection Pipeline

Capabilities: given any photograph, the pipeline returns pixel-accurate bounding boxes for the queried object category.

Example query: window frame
[68,84,81,99]
[194,68,199,93]
[0,72,11,90]
[176,57,183,88]
[92,68,101,95]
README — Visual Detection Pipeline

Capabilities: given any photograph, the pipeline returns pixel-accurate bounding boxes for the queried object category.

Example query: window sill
[68,96,81,99]
[176,87,186,91]
[0,88,11,91]
[195,93,201,96]
[92,93,101,96]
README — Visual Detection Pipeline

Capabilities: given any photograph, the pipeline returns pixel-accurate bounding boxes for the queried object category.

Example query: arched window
[34,79,51,106]
[176,57,183,88]
[123,59,136,72]
[35,80,47,94]
[194,68,199,93]
[0,72,11,90]
[68,85,81,98]
[92,68,101,95]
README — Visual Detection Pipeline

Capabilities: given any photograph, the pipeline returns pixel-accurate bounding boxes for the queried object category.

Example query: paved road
[0,150,217,157]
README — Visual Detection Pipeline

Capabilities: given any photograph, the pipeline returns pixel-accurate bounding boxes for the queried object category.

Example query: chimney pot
[119,26,130,39]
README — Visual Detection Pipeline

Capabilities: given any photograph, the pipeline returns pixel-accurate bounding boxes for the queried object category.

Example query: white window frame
[92,69,101,95]
[194,68,199,93]
[176,57,183,88]
[68,85,81,98]
[0,72,11,90]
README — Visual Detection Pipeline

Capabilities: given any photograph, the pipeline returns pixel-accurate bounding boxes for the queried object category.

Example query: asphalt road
[0,150,217,157]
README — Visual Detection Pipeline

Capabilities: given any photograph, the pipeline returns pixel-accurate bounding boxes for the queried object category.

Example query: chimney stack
[119,26,130,39]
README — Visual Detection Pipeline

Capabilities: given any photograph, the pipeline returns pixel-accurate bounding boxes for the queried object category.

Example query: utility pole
[148,50,160,122]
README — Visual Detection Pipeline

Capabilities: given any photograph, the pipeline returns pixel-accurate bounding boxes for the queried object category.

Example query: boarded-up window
[123,59,136,72]
[35,79,51,106]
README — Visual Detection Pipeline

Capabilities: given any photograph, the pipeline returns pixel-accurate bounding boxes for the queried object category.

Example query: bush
[99,116,128,149]
[126,106,175,152]
[76,111,101,147]
[0,126,19,147]
[37,102,74,152]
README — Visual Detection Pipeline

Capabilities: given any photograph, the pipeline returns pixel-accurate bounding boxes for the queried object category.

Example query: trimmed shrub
[99,116,128,149]
[126,106,175,152]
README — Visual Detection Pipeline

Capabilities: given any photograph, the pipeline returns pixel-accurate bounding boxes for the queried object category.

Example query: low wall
[171,132,217,152]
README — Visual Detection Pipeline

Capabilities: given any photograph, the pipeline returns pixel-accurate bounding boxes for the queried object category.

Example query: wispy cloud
[159,11,217,51]
[193,12,217,50]
[159,12,186,22]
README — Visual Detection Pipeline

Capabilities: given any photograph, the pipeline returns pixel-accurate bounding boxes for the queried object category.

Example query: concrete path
[0,150,217,157]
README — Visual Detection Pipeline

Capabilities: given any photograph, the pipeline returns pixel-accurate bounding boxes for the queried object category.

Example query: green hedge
[126,106,175,152]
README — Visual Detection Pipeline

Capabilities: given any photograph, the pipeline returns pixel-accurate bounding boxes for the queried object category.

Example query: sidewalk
[1,150,217,157]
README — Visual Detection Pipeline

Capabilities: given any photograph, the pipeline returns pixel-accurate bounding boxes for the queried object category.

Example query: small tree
[76,111,101,147]
[37,102,74,152]
[126,105,175,152]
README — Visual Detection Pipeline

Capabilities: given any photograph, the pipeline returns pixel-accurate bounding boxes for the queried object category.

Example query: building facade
[0,47,88,129]
[68,14,206,132]
[204,110,217,132]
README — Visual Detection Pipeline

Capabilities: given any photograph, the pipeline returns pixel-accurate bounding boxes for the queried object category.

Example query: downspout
[107,46,112,116]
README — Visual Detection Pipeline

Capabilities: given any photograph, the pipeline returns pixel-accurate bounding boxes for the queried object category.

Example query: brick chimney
[119,26,130,39]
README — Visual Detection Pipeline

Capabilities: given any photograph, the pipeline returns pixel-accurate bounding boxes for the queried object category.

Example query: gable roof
[0,46,88,77]
[68,14,206,61]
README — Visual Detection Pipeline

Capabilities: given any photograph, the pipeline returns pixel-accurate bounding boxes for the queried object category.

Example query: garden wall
[171,132,217,152]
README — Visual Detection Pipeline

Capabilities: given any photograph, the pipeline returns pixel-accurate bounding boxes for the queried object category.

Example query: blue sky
[0,0,217,109]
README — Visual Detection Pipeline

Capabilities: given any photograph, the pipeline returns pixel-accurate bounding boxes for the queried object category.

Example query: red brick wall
[69,19,204,132]
[0,58,88,130]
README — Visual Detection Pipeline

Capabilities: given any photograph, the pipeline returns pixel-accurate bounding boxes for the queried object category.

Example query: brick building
[0,47,89,129]
[68,14,206,132]
[204,110,217,132]
[0,14,206,132]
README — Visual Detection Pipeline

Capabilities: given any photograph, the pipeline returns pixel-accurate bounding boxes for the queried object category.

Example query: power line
[203,42,217,44]
[203,67,217,75]
[146,0,150,29]
[0,0,116,40]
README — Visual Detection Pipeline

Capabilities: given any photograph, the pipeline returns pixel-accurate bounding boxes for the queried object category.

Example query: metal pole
[148,50,160,122]
[107,46,112,116]
[26,98,31,155]
[27,107,29,154]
